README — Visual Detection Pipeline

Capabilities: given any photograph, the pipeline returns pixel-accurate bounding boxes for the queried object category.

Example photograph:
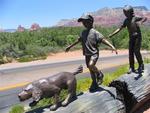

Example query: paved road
[0,54,130,89]
[0,53,149,113]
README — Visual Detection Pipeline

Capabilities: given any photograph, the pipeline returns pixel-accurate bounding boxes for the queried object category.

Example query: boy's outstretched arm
[65,38,80,52]
[108,27,123,38]
[139,17,147,25]
[102,38,118,54]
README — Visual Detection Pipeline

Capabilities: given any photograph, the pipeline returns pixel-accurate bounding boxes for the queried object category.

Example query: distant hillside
[4,29,16,33]
[56,6,150,27]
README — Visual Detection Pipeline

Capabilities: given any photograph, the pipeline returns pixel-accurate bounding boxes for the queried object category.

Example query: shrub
[0,26,149,64]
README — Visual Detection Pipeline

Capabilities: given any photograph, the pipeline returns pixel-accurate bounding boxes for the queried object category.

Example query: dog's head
[18,84,33,101]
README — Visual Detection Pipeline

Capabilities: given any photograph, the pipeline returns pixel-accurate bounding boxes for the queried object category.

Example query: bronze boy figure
[65,15,117,92]
[108,5,147,74]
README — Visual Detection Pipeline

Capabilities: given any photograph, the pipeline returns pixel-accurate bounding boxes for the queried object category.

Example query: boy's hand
[139,17,147,25]
[112,47,118,54]
[138,21,143,25]
[108,34,112,38]
[114,49,118,54]
[65,46,71,52]
[139,21,145,25]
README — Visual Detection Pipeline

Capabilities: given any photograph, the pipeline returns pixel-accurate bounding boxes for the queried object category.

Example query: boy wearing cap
[65,15,117,92]
[108,5,147,74]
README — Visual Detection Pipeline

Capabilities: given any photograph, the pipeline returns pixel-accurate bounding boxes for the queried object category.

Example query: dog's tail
[73,65,83,75]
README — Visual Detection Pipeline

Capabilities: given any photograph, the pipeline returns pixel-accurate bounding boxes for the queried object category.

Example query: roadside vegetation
[9,57,150,113]
[9,105,24,113]
[0,26,150,64]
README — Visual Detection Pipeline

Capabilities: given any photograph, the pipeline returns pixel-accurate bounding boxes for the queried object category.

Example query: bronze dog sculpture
[18,65,83,111]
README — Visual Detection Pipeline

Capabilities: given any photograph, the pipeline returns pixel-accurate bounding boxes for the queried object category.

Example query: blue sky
[0,0,149,29]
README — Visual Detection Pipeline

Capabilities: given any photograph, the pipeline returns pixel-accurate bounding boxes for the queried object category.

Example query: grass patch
[103,65,128,86]
[17,55,46,62]
[9,105,24,113]
[30,90,68,110]
[77,78,91,92]
[144,57,150,64]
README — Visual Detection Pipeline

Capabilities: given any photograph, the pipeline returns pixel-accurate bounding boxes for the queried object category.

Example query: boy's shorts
[85,54,99,68]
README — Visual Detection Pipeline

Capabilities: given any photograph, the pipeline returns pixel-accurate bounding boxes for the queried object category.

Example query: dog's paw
[61,100,68,107]
[62,96,77,107]
[29,101,38,107]
[50,104,58,111]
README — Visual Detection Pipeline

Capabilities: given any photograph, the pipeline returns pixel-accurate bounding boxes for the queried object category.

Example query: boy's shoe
[142,64,144,70]
[97,71,104,85]
[127,68,136,74]
[140,64,144,70]
[137,64,144,73]
[89,87,98,92]
[89,83,99,92]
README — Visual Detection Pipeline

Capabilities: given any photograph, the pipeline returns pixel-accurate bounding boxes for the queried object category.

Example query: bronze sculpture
[108,5,147,74]
[18,65,83,111]
[65,15,117,92]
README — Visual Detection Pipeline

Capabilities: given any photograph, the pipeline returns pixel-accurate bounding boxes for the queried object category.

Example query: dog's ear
[32,87,42,102]
[24,84,33,92]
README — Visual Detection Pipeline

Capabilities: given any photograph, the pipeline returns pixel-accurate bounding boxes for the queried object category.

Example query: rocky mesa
[56,6,150,27]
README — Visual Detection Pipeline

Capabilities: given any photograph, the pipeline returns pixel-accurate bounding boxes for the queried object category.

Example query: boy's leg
[134,37,144,73]
[128,39,135,74]
[85,55,99,92]
[88,54,103,84]
[88,59,103,85]
[85,56,96,85]
[89,69,98,89]
[97,70,104,85]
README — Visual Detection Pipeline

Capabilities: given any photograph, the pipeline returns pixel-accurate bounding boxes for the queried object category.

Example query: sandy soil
[0,49,129,69]
[144,109,150,113]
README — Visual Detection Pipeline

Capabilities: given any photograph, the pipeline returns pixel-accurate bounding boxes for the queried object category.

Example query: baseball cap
[123,5,134,13]
[78,15,94,22]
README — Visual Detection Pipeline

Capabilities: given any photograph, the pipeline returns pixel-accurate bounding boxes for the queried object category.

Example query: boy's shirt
[78,28,104,56]
[121,16,142,37]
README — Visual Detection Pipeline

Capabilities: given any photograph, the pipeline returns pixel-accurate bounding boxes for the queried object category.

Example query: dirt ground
[0,49,130,69]
[144,109,150,113]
